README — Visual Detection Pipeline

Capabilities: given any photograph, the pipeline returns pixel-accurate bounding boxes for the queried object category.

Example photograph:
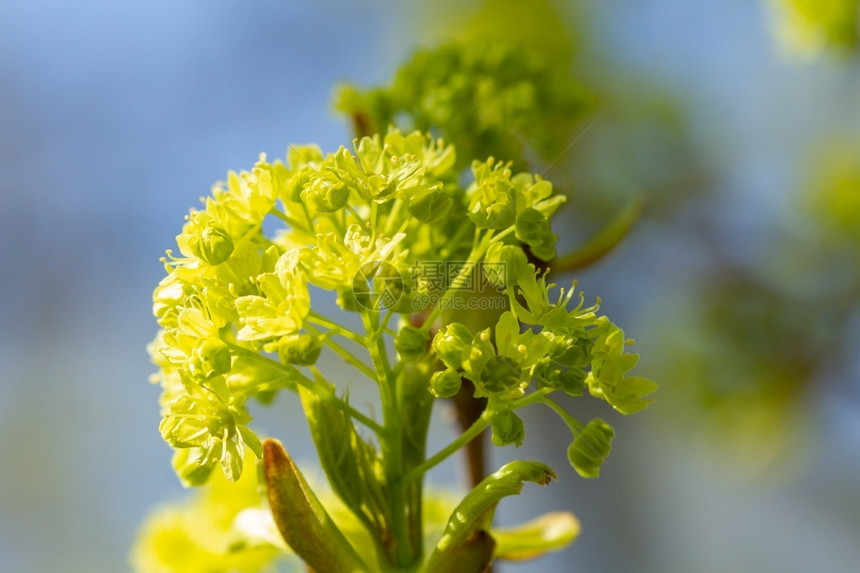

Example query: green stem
[306,311,366,345]
[512,387,554,409]
[267,207,309,233]
[370,201,379,241]
[402,410,493,484]
[420,229,497,332]
[541,395,584,433]
[305,324,376,381]
[345,203,365,226]
[439,222,473,258]
[225,342,385,435]
[227,219,265,254]
[489,225,516,244]
[361,312,413,568]
[300,202,316,234]
[402,388,553,484]
[471,226,481,252]
[326,209,346,236]
[383,198,403,237]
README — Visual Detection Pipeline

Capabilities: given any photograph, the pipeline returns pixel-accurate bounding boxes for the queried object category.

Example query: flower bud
[528,231,558,262]
[336,286,362,312]
[549,337,589,368]
[535,360,563,391]
[568,419,614,479]
[468,162,517,229]
[285,173,307,202]
[303,179,348,212]
[191,224,234,265]
[433,323,475,369]
[535,361,586,395]
[408,187,453,223]
[490,410,525,447]
[514,208,550,245]
[429,368,462,398]
[277,333,322,366]
[394,325,428,363]
[484,243,528,289]
[469,190,516,229]
[190,338,232,379]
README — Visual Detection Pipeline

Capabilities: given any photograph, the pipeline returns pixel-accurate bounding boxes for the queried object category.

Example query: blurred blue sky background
[1,1,859,572]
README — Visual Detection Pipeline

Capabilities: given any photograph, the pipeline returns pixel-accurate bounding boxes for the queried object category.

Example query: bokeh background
[1,1,859,572]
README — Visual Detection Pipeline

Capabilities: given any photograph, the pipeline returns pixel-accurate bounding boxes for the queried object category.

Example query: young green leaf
[490,410,525,447]
[430,368,463,398]
[298,386,384,536]
[262,439,369,573]
[394,325,429,363]
[491,511,580,561]
[423,460,557,572]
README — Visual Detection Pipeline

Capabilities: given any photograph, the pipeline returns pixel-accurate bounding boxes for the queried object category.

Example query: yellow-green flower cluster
[151,130,544,483]
[151,126,653,488]
[432,262,655,461]
[151,155,291,484]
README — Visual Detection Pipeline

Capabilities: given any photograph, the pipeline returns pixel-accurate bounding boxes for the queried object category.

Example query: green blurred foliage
[805,140,860,251]
[650,272,823,473]
[768,0,860,58]
[647,134,860,474]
